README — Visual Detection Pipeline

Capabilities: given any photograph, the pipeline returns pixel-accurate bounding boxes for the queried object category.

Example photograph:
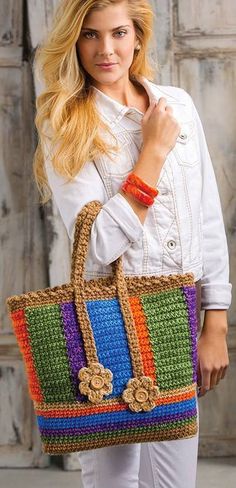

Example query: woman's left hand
[197,310,229,397]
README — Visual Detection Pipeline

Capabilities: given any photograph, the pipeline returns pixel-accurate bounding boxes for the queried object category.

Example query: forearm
[202,309,228,336]
[119,144,165,225]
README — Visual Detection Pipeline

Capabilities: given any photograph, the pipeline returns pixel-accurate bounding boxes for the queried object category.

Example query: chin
[93,73,120,83]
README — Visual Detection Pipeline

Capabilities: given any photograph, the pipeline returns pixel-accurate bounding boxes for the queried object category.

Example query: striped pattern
[141,288,194,390]
[25,304,76,403]
[60,302,87,402]
[129,296,156,382]
[182,286,198,383]
[38,397,197,452]
[9,282,198,454]
[86,298,133,397]
[11,309,43,402]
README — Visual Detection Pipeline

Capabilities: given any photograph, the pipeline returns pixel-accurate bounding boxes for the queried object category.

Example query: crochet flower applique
[122,376,159,412]
[78,362,113,403]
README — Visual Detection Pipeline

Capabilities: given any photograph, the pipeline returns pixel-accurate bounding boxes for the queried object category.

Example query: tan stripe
[7,274,195,312]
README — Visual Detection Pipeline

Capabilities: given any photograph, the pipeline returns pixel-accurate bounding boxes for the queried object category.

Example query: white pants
[78,399,199,488]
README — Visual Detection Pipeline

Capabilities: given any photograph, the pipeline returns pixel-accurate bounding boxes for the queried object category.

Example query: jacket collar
[91,74,180,127]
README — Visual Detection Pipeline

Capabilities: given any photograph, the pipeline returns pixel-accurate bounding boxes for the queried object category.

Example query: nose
[97,36,114,56]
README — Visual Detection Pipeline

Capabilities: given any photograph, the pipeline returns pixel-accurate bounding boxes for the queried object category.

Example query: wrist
[202,310,228,336]
[121,180,154,207]
[141,144,167,165]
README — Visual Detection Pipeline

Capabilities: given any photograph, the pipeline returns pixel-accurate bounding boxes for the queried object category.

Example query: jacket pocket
[104,132,136,177]
[103,148,134,194]
[173,120,200,167]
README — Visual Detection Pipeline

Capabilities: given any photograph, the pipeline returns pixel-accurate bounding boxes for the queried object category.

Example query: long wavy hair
[33,0,156,203]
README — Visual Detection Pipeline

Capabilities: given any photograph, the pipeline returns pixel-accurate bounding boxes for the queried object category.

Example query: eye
[82,32,97,39]
[115,30,127,37]
[82,30,127,39]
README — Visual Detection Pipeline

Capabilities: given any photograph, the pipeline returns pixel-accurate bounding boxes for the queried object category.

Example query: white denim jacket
[44,74,232,310]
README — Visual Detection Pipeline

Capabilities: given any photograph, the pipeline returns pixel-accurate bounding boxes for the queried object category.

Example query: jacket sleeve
[189,95,232,310]
[43,141,144,267]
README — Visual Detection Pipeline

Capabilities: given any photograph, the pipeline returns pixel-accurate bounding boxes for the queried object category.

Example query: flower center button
[135,388,149,403]
[90,375,105,390]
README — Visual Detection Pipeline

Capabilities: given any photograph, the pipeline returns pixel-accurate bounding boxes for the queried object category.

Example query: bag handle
[70,200,122,286]
[70,200,144,379]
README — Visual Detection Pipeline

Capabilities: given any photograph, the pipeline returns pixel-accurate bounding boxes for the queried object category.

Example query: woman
[33,1,231,487]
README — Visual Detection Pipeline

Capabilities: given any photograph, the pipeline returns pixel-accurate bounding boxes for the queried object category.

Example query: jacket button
[179,132,187,140]
[167,240,176,250]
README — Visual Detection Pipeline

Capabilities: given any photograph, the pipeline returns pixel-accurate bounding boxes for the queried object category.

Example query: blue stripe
[37,397,196,430]
[86,298,133,397]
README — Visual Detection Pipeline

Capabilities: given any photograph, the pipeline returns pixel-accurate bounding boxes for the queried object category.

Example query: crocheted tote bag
[7,200,199,455]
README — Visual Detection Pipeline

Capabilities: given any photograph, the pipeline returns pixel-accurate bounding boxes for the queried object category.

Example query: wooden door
[1,0,235,469]
[153,0,236,456]
[0,0,49,467]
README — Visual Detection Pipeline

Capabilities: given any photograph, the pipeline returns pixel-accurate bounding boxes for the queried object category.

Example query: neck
[92,75,140,106]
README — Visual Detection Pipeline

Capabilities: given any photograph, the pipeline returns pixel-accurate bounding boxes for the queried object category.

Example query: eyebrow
[81,25,131,32]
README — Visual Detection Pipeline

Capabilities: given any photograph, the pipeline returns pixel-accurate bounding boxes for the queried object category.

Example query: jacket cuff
[201,283,232,310]
[102,192,144,243]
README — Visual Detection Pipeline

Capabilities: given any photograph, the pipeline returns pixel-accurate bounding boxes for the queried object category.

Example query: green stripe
[41,417,197,444]
[141,289,193,390]
[25,304,75,402]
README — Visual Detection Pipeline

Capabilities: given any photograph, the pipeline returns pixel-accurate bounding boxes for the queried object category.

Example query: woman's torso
[84,75,204,282]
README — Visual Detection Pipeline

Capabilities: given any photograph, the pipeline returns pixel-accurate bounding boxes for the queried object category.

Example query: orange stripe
[11,310,43,402]
[156,389,194,406]
[129,296,156,382]
[35,389,195,418]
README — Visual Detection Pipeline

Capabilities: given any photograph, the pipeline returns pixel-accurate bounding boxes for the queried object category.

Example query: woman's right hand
[141,97,181,160]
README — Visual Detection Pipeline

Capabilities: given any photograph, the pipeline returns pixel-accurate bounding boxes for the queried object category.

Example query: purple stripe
[60,302,87,401]
[182,287,198,382]
[39,408,197,437]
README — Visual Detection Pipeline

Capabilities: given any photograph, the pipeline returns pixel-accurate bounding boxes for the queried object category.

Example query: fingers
[215,367,223,384]
[145,98,173,118]
[210,363,228,388]
[197,362,205,397]
[142,99,157,120]
[149,97,170,109]
[216,365,228,383]
[156,97,168,111]
[221,365,228,379]
[210,369,219,389]
[197,365,228,397]
[154,97,173,114]
[197,366,210,397]
[197,334,229,399]
[197,361,202,387]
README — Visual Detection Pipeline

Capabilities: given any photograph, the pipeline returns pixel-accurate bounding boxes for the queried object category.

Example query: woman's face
[76,1,138,89]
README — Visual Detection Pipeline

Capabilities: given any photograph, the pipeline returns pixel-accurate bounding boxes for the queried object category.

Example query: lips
[96,63,116,66]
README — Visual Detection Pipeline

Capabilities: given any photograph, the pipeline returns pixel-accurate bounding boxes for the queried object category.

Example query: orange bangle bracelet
[126,172,159,198]
[121,181,154,207]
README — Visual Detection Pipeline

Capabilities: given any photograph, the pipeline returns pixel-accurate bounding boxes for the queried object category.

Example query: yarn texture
[7,200,199,455]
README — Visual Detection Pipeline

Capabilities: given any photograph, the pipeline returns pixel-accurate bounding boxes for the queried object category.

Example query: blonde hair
[33,0,156,203]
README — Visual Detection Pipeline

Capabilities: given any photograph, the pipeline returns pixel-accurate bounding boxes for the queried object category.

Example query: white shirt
[44,74,232,310]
